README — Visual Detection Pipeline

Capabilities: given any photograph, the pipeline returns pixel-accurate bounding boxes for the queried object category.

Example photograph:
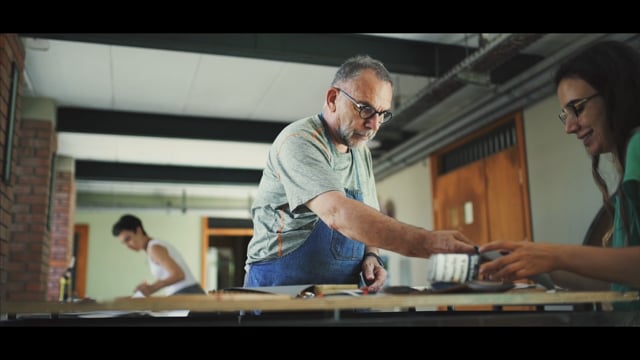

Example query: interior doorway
[200,218,253,291]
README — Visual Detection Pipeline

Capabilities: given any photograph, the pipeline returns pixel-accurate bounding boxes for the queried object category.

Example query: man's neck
[321,116,349,154]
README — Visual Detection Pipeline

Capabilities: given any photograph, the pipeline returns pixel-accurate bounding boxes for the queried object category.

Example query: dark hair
[554,40,640,245]
[112,214,147,236]
[331,54,393,88]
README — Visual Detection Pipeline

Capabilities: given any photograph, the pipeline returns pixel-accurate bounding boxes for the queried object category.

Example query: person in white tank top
[112,214,206,296]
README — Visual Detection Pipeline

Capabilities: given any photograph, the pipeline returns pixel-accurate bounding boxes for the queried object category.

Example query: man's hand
[361,256,387,292]
[428,230,477,254]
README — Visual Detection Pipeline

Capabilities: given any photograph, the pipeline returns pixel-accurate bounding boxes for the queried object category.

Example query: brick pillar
[0,34,25,304]
[47,156,75,301]
[8,97,57,301]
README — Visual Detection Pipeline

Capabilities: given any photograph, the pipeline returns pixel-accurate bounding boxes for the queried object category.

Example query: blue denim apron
[244,114,365,287]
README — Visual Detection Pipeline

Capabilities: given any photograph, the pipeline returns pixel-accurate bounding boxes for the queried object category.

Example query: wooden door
[485,146,529,242]
[431,113,531,245]
[73,224,89,298]
[433,160,489,244]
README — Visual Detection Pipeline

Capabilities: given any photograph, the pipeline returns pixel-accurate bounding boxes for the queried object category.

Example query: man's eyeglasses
[558,93,600,125]
[335,87,393,125]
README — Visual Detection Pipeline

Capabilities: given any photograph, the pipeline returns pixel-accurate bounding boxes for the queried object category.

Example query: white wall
[76,210,202,301]
[376,159,433,287]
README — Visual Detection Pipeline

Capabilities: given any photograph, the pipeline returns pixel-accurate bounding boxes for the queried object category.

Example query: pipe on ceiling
[373,33,639,180]
[388,33,546,130]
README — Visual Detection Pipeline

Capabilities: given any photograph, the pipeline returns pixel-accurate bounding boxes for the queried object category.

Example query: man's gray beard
[338,126,372,148]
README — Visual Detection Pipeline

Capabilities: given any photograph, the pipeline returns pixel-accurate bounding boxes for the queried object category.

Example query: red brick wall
[47,168,76,301]
[9,118,57,301]
[0,34,25,304]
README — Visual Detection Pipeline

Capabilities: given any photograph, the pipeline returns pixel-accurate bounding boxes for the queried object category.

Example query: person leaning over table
[479,40,640,310]
[112,214,207,297]
[243,54,476,292]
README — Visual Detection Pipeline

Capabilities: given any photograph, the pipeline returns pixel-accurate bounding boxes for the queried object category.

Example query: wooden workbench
[2,289,638,315]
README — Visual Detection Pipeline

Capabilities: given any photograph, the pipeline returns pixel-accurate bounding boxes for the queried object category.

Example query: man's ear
[325,87,339,112]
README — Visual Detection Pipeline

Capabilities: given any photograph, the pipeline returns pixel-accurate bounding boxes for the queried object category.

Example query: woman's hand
[479,241,559,282]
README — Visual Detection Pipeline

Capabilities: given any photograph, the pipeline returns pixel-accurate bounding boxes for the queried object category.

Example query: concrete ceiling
[18,33,639,215]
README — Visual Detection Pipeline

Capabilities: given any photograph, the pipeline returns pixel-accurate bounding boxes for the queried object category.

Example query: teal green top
[610,130,640,310]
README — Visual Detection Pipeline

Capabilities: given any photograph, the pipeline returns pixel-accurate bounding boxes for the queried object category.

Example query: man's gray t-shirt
[246,114,380,264]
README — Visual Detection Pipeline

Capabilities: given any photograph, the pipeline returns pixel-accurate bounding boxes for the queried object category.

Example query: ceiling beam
[22,33,480,77]
[75,160,262,185]
[58,106,417,159]
[58,107,286,143]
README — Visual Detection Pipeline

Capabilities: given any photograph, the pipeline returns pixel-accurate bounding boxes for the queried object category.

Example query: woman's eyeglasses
[558,93,600,125]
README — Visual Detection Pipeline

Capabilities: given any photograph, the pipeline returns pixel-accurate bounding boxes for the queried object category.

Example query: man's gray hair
[331,55,394,87]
